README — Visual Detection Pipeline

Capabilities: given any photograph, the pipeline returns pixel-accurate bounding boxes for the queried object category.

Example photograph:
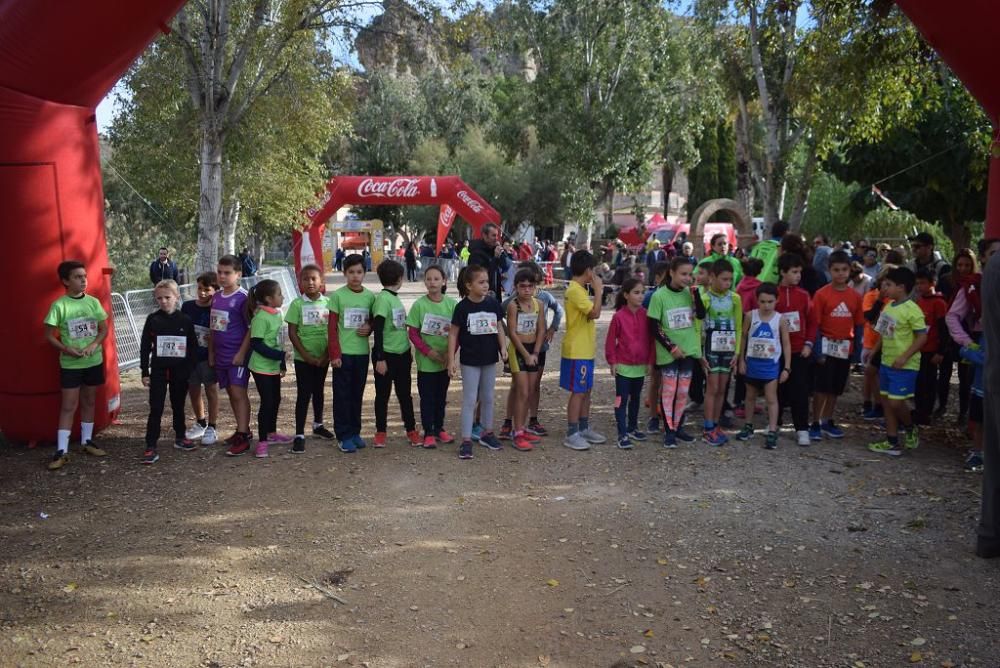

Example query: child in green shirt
[372,260,419,448]
[248,280,287,459]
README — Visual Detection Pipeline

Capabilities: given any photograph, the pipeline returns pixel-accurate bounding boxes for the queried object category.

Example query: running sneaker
[526,421,548,437]
[479,432,503,451]
[186,423,206,440]
[512,433,535,451]
[627,429,648,442]
[81,441,107,457]
[290,436,305,454]
[703,429,726,447]
[458,441,474,459]
[437,430,455,444]
[796,430,811,447]
[904,427,920,450]
[713,426,730,444]
[647,416,661,434]
[674,427,695,443]
[373,432,388,448]
[174,438,197,451]
[579,428,607,444]
[662,431,677,449]
[521,431,541,443]
[201,426,218,445]
[406,430,422,447]
[868,439,903,456]
[312,425,335,440]
[353,435,367,450]
[862,406,884,421]
[498,423,513,440]
[563,433,591,451]
[254,441,269,458]
[821,422,845,439]
[422,435,437,449]
[471,423,483,442]
[764,431,778,450]
[736,424,754,441]
[617,435,633,450]
[965,450,984,472]
[141,449,158,465]
[48,452,69,470]
[808,424,823,441]
[267,432,294,443]
[338,439,357,453]
[226,434,251,457]
[224,432,239,446]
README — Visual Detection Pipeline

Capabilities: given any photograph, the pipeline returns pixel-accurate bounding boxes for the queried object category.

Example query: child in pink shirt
[606,277,652,449]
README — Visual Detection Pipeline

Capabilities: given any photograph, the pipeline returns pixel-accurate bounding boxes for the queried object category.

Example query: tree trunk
[197,128,224,272]
[734,105,756,218]
[788,147,819,231]
[221,198,240,257]
[947,217,971,252]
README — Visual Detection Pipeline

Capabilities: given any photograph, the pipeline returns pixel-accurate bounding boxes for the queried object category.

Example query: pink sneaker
[267,432,294,443]
[437,430,455,444]
[734,406,746,419]
[254,441,269,458]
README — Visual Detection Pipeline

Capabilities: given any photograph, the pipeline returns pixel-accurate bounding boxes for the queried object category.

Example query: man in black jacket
[467,222,511,300]
[149,247,179,285]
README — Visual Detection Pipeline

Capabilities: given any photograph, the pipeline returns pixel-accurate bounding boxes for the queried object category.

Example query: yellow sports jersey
[561,280,596,359]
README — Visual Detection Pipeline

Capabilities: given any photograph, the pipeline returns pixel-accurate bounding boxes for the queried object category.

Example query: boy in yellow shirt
[561,250,606,450]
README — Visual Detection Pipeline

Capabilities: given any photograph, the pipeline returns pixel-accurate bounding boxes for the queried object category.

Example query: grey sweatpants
[460,364,497,440]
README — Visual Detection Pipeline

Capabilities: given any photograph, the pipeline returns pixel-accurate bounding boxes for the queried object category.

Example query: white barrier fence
[112,266,300,372]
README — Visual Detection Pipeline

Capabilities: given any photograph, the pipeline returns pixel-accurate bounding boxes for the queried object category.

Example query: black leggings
[417,370,450,435]
[373,351,416,433]
[294,360,329,434]
[778,354,811,430]
[146,367,190,448]
[251,371,281,442]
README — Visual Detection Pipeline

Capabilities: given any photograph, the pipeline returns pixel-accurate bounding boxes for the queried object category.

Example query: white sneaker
[201,426,218,445]
[563,433,591,450]
[186,423,206,440]
[579,428,607,444]
[796,430,810,447]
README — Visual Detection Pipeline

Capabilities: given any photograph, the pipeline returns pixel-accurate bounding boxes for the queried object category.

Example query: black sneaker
[142,449,159,465]
[675,427,695,443]
[479,432,503,451]
[312,425,335,440]
[458,441,474,459]
[174,438,197,451]
[764,431,778,450]
[290,436,306,454]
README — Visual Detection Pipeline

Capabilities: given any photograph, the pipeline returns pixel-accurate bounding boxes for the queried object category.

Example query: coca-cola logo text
[306,189,332,218]
[457,190,484,213]
[357,178,421,199]
[439,206,456,230]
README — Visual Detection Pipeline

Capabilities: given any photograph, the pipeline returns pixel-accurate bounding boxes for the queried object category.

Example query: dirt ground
[2,277,999,667]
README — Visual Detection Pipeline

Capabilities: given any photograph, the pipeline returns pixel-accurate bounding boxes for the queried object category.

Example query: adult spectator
[908,232,951,296]
[468,222,511,299]
[698,233,743,285]
[459,240,471,265]
[334,247,345,272]
[645,241,667,285]
[560,241,575,281]
[404,242,418,281]
[749,220,788,284]
[812,234,832,282]
[680,242,697,266]
[238,247,257,277]
[149,247,179,285]
[861,248,880,279]
[851,240,870,264]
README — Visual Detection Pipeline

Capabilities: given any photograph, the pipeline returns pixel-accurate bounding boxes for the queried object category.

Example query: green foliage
[687,121,738,218]
[859,208,954,261]
[799,171,864,242]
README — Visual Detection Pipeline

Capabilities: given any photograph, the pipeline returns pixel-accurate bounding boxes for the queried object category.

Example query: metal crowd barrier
[112,266,300,372]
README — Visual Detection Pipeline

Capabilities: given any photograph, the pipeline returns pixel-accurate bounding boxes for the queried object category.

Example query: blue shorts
[879,365,917,400]
[560,358,594,393]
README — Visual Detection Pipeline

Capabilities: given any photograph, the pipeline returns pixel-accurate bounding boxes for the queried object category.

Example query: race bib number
[665,307,693,330]
[421,314,450,337]
[301,304,328,326]
[516,312,538,335]
[67,317,97,340]
[782,311,801,333]
[276,326,286,347]
[194,325,210,348]
[710,330,737,352]
[156,335,187,358]
[467,311,498,335]
[822,337,851,359]
[747,337,777,359]
[343,307,367,330]
[210,308,230,332]
[392,308,406,329]
[874,312,896,338]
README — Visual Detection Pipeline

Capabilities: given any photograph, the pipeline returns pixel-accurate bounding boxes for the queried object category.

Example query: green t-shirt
[616,363,647,379]
[647,285,701,363]
[749,239,781,284]
[697,252,743,285]
[373,289,410,354]
[876,299,926,371]
[406,294,457,372]
[249,308,285,374]
[284,294,329,361]
[43,294,108,369]
[329,285,375,356]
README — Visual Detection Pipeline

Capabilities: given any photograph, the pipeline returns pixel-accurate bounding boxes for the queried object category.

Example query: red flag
[435,204,456,255]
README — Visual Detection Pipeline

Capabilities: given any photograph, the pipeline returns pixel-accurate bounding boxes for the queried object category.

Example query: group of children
[42,236,992,469]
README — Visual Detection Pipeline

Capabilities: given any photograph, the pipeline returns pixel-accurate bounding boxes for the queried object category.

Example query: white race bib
[875,312,896,338]
[516,312,539,335]
[467,311,498,335]
[421,314,450,337]
[392,307,406,329]
[782,311,801,333]
[343,307,367,330]
[822,337,851,359]
[210,308,230,332]
[710,330,737,352]
[67,317,97,340]
[194,325,210,348]
[301,303,328,326]
[665,307,693,330]
[156,335,187,358]
[747,337,777,359]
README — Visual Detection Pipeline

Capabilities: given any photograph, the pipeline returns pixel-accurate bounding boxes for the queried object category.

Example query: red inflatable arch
[0,0,187,442]
[298,175,501,274]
